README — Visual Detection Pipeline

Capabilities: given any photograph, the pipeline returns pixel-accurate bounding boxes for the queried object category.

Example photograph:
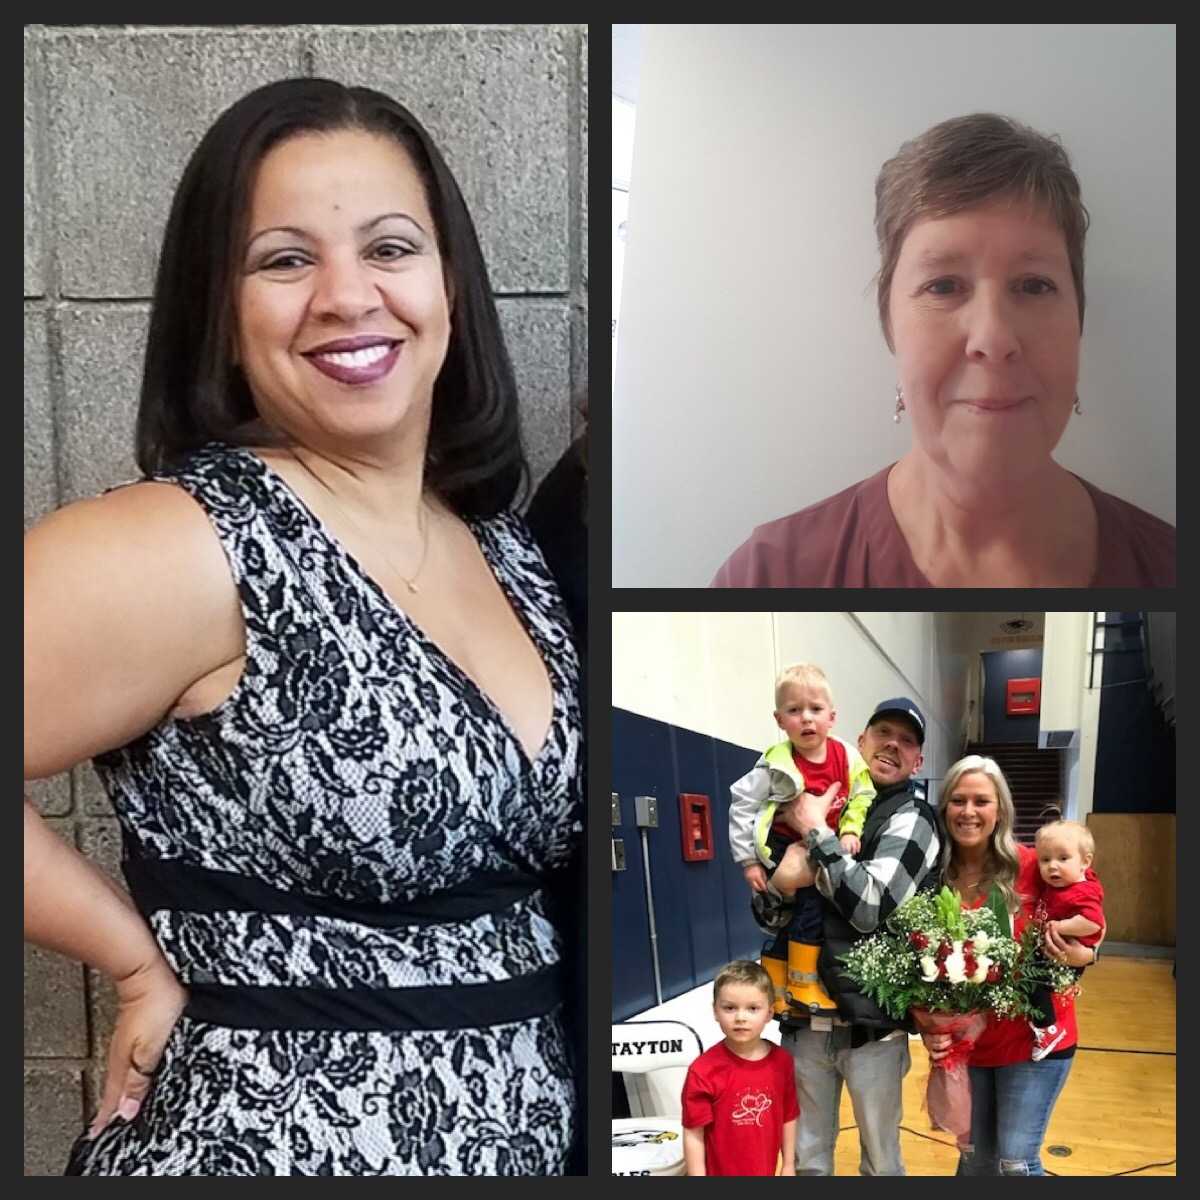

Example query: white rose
[972,932,991,952]
[944,950,968,984]
[919,955,939,982]
[970,956,990,984]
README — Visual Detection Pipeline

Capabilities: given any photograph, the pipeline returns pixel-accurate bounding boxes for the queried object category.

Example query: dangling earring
[1073,395,1083,415]
[894,384,905,423]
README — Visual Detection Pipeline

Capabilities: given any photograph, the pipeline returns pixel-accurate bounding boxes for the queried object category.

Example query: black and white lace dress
[65,445,583,1177]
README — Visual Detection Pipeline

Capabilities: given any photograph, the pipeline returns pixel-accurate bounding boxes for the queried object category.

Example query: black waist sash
[122,853,560,1032]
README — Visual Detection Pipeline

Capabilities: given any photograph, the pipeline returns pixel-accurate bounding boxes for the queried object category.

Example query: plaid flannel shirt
[804,780,940,933]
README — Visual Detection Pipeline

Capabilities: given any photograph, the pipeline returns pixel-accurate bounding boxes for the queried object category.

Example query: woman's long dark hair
[136,78,527,516]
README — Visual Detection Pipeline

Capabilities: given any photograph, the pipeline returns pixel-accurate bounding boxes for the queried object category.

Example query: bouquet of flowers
[840,885,1072,1145]
[1029,897,1088,1001]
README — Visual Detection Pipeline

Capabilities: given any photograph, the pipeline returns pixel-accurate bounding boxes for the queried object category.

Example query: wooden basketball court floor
[832,956,1176,1176]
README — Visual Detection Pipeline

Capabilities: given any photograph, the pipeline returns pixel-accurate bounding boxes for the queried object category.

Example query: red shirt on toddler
[769,739,849,841]
[1040,867,1105,948]
[681,1041,799,1176]
[969,846,1081,1066]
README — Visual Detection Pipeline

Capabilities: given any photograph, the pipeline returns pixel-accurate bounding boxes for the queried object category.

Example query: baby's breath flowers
[840,886,1070,1021]
[842,885,1078,1146]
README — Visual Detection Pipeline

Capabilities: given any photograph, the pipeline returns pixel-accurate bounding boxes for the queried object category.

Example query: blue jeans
[956,1058,1072,1176]
[782,1026,910,1175]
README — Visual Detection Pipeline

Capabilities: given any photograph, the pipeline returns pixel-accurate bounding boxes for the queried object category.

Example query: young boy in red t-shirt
[1029,820,1106,1060]
[681,961,799,1176]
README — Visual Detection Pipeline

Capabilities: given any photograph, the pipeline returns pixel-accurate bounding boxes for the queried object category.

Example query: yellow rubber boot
[786,940,839,1016]
[760,947,790,1016]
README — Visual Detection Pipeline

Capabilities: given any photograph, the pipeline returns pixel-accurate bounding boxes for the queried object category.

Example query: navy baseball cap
[868,697,926,745]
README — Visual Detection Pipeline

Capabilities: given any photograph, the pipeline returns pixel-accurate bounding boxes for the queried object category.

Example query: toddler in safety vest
[728,663,874,1017]
[681,960,799,1176]
[1029,819,1106,1060]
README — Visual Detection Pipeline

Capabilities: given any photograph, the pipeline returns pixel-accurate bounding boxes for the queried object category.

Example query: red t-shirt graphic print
[681,1042,799,1176]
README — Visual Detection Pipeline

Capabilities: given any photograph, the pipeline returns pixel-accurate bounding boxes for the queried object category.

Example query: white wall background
[612,611,776,753]
[611,610,1106,809]
[612,24,1176,586]
[612,611,982,786]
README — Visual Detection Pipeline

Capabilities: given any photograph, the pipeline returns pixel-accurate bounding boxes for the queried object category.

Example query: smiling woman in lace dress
[25,78,582,1177]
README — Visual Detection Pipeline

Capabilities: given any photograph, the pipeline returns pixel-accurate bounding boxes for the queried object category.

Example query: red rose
[937,960,948,979]
[964,955,978,976]
[935,941,952,961]
[986,964,1002,984]
[909,932,929,950]
[962,939,974,953]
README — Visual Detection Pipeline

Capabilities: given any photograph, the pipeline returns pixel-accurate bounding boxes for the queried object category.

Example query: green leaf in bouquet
[1011,919,1080,1007]
[983,885,1012,936]
[935,886,967,940]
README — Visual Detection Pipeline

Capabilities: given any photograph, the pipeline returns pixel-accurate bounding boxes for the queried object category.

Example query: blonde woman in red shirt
[918,756,1099,1176]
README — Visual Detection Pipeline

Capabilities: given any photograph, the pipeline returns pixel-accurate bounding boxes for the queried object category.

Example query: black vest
[803,780,937,1031]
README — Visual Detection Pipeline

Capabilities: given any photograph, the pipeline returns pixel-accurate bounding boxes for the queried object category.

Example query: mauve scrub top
[709,464,1176,589]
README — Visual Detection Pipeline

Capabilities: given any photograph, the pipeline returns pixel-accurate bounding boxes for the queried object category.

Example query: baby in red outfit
[1029,819,1106,1060]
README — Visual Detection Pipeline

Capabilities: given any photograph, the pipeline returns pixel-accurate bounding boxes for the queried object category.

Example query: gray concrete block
[57,304,149,503]
[497,299,571,494]
[24,817,87,1066]
[73,820,140,1061]
[70,819,125,1063]
[23,1068,85,1177]
[45,28,303,297]
[26,773,71,817]
[25,33,44,298]
[24,944,88,1059]
[83,1062,104,1128]
[78,818,126,888]
[86,967,119,1065]
[311,25,571,295]
[78,762,115,816]
[579,26,588,294]
[24,306,57,529]
[571,302,589,442]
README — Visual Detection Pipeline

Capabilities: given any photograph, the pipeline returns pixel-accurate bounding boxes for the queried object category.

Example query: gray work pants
[780,1025,910,1175]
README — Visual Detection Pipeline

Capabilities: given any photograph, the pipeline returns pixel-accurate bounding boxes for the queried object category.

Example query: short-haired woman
[712,113,1175,588]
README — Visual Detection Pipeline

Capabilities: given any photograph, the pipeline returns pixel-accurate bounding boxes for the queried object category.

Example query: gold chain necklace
[951,859,985,889]
[290,450,430,594]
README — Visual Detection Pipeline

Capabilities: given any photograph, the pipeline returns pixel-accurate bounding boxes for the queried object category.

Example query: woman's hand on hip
[89,959,187,1138]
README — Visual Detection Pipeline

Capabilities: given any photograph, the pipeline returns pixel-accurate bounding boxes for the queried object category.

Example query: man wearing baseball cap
[771,697,940,1175]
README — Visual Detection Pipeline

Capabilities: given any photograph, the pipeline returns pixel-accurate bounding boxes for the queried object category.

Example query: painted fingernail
[118,1097,140,1122]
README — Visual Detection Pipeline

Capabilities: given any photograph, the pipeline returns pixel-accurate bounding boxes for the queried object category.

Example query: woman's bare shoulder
[37,480,231,600]
[27,479,242,632]
[25,482,243,779]
[31,478,211,538]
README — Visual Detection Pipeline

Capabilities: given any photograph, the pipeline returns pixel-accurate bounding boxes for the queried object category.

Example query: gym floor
[840,956,1176,1176]
[622,955,1176,1176]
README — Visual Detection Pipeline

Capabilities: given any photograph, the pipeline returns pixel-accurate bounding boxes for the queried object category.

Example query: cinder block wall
[23,22,587,1176]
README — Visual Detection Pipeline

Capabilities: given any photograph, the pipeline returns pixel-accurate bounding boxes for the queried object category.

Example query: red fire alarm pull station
[679,793,714,861]
[1006,677,1041,716]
